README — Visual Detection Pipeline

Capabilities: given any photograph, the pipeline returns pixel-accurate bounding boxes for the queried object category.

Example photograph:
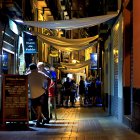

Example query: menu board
[2,75,28,123]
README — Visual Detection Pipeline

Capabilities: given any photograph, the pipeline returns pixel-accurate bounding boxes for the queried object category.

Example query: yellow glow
[49,53,58,57]
[72,59,77,63]
[85,47,92,60]
[113,49,118,55]
[37,0,47,9]
[113,49,118,63]
[115,22,119,31]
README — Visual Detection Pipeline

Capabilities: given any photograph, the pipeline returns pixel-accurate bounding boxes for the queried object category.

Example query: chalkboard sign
[2,75,29,124]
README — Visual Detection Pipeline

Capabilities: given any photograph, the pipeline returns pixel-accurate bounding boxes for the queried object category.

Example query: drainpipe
[130,1,133,119]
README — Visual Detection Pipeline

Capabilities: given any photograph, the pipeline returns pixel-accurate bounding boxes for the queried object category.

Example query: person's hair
[37,62,44,68]
[29,63,37,70]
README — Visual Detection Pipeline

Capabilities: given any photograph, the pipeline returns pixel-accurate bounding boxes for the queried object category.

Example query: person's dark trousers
[42,92,49,120]
[60,93,64,106]
[65,95,69,107]
[70,92,75,106]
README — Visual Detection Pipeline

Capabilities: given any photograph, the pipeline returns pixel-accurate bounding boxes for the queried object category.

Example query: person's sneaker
[36,121,42,127]
[42,118,50,125]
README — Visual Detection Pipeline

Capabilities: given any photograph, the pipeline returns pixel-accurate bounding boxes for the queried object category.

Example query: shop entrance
[2,51,14,74]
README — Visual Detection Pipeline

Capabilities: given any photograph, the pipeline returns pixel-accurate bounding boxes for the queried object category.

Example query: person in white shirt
[27,63,50,126]
[37,62,51,121]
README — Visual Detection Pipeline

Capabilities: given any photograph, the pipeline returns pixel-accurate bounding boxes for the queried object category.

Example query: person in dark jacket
[63,77,71,107]
[70,80,77,107]
[79,76,85,106]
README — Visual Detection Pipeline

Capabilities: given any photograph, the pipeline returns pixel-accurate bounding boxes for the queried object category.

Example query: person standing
[70,80,77,107]
[37,62,51,122]
[26,63,50,126]
[95,76,102,105]
[88,78,96,105]
[56,79,63,107]
[63,77,71,107]
[79,76,85,106]
[48,78,56,119]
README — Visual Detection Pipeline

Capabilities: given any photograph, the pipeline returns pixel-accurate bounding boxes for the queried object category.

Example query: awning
[35,32,99,47]
[39,38,98,51]
[60,67,85,74]
[61,59,91,69]
[35,32,98,51]
[35,32,99,46]
[23,13,117,30]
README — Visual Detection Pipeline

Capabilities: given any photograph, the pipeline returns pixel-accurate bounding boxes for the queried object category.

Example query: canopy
[23,14,117,30]
[60,67,85,74]
[34,33,99,48]
[38,38,98,51]
[35,32,98,51]
[61,59,91,69]
[35,32,99,47]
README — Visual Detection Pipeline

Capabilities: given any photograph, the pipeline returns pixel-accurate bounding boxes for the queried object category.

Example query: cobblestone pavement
[0,105,140,140]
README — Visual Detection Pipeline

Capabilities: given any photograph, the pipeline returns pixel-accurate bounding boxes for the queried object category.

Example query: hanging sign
[24,32,37,53]
[90,53,97,69]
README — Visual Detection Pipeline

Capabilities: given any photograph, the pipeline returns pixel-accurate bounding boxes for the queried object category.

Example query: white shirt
[27,69,49,99]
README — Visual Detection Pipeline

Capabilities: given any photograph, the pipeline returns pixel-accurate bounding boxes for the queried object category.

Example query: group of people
[26,62,56,127]
[56,75,102,108]
[79,76,102,106]
[55,77,78,108]
[62,77,77,107]
[26,62,102,126]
